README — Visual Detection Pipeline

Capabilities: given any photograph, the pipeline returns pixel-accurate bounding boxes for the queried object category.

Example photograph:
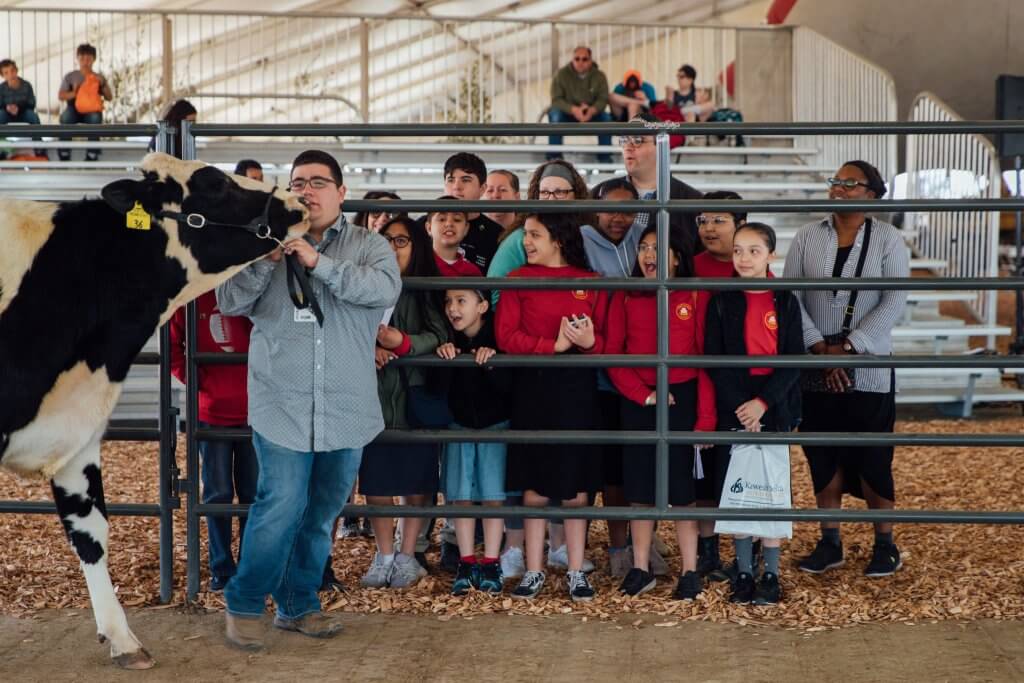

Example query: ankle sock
[822,527,841,547]
[379,553,395,564]
[461,555,478,565]
[874,531,894,546]
[481,556,498,565]
[734,537,753,575]
[763,546,780,575]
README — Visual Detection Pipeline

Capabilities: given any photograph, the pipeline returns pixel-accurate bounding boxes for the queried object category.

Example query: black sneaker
[672,570,704,601]
[439,541,460,574]
[85,151,100,162]
[619,568,656,596]
[451,561,477,596]
[798,539,845,574]
[864,542,902,577]
[359,517,374,538]
[511,570,545,599]
[567,570,595,602]
[58,150,71,162]
[477,562,503,593]
[697,536,723,579]
[415,551,430,574]
[730,572,756,604]
[752,572,781,605]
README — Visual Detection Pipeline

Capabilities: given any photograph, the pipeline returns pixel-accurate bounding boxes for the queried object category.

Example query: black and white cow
[0,152,308,669]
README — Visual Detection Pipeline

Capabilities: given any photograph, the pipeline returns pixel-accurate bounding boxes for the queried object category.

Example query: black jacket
[593,175,704,258]
[443,316,512,429]
[704,289,803,432]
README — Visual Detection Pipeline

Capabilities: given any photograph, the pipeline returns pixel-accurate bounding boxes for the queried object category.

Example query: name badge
[294,307,317,323]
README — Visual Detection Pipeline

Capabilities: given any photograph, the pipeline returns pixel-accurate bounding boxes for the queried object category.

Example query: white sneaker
[360,552,394,588]
[500,546,526,580]
[546,544,595,573]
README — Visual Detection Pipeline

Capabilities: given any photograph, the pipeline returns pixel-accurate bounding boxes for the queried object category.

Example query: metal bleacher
[1,131,1020,419]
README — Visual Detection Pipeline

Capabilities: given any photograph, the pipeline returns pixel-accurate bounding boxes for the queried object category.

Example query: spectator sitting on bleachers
[664,64,697,111]
[681,87,716,123]
[234,158,264,182]
[610,70,658,122]
[0,58,45,159]
[57,43,113,162]
[548,46,612,162]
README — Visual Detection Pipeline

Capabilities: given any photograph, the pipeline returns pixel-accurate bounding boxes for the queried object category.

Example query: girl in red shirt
[704,222,803,606]
[496,212,607,603]
[606,224,716,600]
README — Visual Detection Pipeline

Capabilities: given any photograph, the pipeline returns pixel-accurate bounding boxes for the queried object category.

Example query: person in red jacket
[606,224,716,601]
[496,212,607,603]
[169,291,257,593]
[427,198,483,277]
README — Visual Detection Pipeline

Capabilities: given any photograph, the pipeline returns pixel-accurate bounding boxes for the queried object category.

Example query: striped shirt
[215,214,402,452]
[782,215,909,393]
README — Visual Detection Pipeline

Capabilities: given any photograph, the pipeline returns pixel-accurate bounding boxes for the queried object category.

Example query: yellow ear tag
[126,201,151,231]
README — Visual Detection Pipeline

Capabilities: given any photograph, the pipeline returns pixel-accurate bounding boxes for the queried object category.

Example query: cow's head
[101,153,308,277]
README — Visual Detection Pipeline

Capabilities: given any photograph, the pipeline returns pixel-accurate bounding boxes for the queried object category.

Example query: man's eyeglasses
[617,135,651,147]
[826,177,869,190]
[288,176,338,192]
[696,215,734,227]
[573,56,591,62]
[382,234,411,248]
[538,189,573,199]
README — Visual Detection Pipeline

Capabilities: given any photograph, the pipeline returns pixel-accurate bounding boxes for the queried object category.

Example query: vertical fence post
[155,120,178,604]
[161,15,173,113]
[360,20,371,124]
[655,132,671,510]
[180,120,202,601]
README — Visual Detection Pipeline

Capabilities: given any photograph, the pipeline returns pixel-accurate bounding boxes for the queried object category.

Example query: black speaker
[996,75,1024,157]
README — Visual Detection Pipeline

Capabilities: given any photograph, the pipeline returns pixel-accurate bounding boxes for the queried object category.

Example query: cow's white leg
[50,437,155,670]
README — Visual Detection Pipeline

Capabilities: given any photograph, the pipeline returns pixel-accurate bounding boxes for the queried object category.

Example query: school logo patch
[572,290,589,300]
[676,302,692,321]
[764,310,778,331]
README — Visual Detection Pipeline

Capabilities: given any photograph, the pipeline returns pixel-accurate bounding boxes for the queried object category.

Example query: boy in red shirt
[427,200,483,277]
[169,292,257,593]
[693,190,746,279]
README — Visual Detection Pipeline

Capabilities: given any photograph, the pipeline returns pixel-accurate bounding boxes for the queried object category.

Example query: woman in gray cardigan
[783,160,909,579]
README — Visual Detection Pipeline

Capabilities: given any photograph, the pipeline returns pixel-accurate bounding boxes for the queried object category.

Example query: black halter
[157,189,324,326]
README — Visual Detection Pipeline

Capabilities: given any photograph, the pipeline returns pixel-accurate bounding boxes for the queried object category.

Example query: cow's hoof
[113,648,155,670]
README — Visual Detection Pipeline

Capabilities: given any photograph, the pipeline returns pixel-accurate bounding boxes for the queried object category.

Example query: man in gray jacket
[217,149,401,651]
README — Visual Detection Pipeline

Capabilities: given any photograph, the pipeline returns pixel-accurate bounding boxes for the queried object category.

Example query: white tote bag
[714,442,793,539]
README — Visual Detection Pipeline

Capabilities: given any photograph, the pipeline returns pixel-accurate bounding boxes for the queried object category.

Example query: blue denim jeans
[199,422,259,581]
[547,107,613,148]
[58,108,103,159]
[225,431,362,619]
[0,108,41,125]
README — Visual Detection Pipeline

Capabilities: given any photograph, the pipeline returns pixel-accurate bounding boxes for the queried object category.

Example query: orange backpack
[74,73,103,114]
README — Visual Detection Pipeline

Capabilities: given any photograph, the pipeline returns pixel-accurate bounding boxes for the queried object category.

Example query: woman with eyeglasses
[351,190,402,233]
[357,215,449,590]
[783,160,909,579]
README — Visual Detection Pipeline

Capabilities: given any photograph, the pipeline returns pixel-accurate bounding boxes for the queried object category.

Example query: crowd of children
[312,151,905,606]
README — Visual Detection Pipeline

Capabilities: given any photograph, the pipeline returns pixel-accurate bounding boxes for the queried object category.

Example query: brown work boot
[273,612,344,638]
[225,613,265,651]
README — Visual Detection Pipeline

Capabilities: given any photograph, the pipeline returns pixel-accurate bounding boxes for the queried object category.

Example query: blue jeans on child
[224,431,362,620]
[547,107,613,150]
[199,422,259,582]
[58,108,103,160]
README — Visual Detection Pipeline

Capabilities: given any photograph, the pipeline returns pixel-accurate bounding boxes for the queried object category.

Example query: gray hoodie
[581,221,644,278]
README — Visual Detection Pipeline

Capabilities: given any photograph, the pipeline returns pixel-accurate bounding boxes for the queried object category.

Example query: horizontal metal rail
[346,198,1024,213]
[0,501,167,516]
[190,121,1024,137]
[0,125,159,136]
[190,352,1024,369]
[194,426,1024,448]
[400,276,1024,291]
[196,503,1024,525]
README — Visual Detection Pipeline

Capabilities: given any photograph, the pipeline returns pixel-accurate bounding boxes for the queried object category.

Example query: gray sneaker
[360,552,394,588]
[389,552,427,588]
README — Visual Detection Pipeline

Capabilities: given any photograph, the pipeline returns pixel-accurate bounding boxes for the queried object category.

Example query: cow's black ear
[101,179,146,213]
